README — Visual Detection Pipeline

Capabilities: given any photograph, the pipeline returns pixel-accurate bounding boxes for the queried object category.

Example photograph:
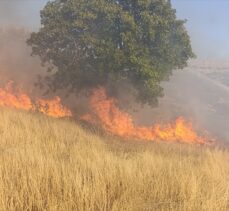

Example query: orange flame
[0,81,211,144]
[0,81,72,118]
[0,81,33,111]
[37,97,72,117]
[82,87,208,144]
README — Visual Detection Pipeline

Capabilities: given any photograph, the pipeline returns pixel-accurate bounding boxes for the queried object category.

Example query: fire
[0,81,210,144]
[0,81,72,118]
[37,97,72,117]
[82,87,208,144]
[0,81,33,111]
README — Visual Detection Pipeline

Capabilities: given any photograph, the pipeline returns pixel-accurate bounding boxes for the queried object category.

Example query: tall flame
[37,97,72,117]
[82,87,208,144]
[0,81,72,118]
[0,81,33,111]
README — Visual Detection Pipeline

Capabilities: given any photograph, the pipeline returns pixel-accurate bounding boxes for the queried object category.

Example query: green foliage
[28,0,194,106]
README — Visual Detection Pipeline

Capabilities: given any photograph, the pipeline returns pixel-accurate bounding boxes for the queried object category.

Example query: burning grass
[0,81,72,118]
[0,80,211,144]
[82,87,209,144]
[0,107,228,210]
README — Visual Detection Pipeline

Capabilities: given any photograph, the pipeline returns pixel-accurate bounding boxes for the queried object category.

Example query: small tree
[28,0,194,106]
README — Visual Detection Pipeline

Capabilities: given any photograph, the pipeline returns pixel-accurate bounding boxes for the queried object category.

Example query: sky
[0,0,228,60]
[172,0,229,59]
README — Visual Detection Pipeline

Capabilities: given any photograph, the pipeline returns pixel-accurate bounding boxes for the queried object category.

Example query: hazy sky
[0,0,228,59]
[172,0,229,59]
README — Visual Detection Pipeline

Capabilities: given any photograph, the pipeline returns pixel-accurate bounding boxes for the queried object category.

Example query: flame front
[0,81,33,111]
[0,81,209,144]
[0,81,72,118]
[82,87,207,144]
[37,97,72,117]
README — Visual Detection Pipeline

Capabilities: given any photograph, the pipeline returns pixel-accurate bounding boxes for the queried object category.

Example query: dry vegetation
[0,108,228,211]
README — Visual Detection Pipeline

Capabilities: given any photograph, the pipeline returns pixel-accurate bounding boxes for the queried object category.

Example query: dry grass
[0,108,228,211]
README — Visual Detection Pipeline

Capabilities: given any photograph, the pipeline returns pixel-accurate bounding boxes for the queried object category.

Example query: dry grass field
[0,107,228,210]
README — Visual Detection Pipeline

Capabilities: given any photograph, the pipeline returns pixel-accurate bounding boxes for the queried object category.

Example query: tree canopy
[28,0,194,106]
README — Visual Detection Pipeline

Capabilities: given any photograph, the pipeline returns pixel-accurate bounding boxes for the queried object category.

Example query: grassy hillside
[0,108,228,211]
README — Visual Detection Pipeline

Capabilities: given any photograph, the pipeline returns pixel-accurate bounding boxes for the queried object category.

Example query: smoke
[0,27,46,92]
[0,0,49,91]
[0,27,90,116]
[0,26,228,142]
[0,0,228,143]
[127,61,229,142]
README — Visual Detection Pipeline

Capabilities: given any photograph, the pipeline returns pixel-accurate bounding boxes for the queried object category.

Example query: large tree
[28,0,194,106]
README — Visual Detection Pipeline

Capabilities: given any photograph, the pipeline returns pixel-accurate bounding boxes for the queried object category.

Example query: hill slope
[0,108,228,210]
